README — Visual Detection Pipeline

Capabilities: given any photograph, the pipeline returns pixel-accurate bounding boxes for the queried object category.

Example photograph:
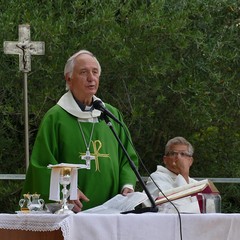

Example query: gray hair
[164,136,194,156]
[64,50,101,90]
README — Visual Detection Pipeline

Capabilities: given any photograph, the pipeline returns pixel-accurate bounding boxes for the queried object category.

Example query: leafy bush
[0,0,240,213]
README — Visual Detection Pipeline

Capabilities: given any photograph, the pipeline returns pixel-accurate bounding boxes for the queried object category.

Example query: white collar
[57,91,102,122]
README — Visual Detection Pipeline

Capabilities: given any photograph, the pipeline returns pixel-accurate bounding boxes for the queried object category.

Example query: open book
[155,179,219,205]
[81,192,148,214]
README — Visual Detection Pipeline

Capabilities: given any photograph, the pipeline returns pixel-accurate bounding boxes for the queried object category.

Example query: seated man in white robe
[145,136,200,213]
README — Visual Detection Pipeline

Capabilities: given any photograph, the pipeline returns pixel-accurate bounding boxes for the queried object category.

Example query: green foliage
[0,180,23,213]
[0,0,240,213]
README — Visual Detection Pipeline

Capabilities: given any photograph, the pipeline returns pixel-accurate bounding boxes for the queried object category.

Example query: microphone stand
[101,113,158,214]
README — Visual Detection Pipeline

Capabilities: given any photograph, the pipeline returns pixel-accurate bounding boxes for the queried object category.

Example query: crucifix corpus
[3,24,45,170]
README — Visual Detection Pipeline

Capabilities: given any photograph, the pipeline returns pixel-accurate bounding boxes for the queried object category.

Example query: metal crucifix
[3,24,45,170]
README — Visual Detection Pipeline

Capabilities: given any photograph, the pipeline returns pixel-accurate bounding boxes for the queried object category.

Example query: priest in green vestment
[22,50,139,211]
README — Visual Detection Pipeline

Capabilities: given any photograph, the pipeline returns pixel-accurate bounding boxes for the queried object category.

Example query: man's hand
[173,158,191,182]
[174,157,191,172]
[69,189,89,213]
[121,187,134,196]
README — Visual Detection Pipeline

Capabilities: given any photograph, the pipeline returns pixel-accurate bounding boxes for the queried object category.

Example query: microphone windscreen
[93,100,104,110]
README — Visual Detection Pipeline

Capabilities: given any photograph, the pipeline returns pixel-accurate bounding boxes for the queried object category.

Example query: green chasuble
[22,92,138,210]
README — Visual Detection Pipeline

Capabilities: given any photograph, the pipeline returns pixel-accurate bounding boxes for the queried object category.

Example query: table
[0,228,63,240]
[0,213,67,240]
[0,213,240,240]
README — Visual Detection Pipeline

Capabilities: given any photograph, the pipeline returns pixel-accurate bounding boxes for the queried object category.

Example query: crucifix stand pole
[3,24,45,171]
[23,72,29,166]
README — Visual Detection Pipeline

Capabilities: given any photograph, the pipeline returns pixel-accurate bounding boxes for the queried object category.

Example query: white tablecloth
[0,213,68,231]
[1,213,240,240]
[61,213,240,240]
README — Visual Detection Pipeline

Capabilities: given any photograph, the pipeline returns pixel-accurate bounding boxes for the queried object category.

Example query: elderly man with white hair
[22,50,138,212]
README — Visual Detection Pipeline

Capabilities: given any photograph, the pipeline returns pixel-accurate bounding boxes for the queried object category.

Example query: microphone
[93,100,123,126]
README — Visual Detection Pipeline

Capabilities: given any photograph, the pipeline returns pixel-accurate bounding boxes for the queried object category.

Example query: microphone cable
[121,123,183,240]
[95,103,183,239]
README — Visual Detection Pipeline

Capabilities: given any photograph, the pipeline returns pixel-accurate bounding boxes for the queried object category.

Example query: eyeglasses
[166,151,192,158]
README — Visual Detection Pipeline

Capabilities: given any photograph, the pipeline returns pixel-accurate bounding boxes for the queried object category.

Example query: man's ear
[163,156,167,165]
[65,74,70,81]
[65,73,71,84]
[189,157,194,167]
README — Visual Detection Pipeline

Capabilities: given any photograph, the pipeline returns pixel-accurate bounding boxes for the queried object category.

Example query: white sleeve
[146,172,175,199]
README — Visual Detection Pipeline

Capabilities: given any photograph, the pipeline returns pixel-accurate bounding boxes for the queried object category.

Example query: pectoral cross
[3,24,45,170]
[80,140,110,171]
[81,150,95,169]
